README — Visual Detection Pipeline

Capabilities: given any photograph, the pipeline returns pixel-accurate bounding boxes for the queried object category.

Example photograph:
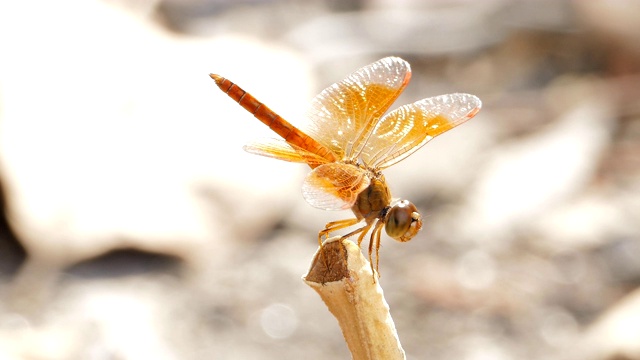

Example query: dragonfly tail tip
[209,73,223,83]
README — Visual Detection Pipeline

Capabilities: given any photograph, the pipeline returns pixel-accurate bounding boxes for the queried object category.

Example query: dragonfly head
[384,200,422,242]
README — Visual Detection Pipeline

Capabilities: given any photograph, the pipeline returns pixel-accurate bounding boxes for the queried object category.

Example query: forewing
[244,138,332,168]
[363,93,482,169]
[304,57,411,160]
[301,163,370,211]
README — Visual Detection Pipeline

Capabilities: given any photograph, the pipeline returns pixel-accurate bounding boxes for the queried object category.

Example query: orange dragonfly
[210,57,481,275]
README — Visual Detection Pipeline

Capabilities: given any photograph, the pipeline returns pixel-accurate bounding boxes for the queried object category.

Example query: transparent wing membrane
[364,93,482,169]
[304,57,411,161]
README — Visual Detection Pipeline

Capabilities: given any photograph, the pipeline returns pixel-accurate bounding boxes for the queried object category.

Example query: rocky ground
[0,1,639,359]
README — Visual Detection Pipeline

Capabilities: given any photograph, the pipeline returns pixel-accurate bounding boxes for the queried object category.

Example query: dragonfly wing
[304,57,411,160]
[302,163,370,211]
[363,93,482,169]
[244,138,331,168]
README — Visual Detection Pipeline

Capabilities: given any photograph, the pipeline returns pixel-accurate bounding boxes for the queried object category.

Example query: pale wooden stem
[303,237,406,360]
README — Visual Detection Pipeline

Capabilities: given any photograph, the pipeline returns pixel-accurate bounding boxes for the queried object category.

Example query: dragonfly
[210,56,481,276]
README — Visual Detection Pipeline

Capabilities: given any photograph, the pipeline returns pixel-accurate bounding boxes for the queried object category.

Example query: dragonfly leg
[367,221,385,281]
[318,218,360,248]
[339,221,375,249]
[355,224,371,247]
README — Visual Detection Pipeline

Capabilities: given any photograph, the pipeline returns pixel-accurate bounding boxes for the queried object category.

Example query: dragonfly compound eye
[385,200,423,242]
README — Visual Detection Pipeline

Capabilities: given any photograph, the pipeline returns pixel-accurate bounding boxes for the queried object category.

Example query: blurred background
[0,0,639,359]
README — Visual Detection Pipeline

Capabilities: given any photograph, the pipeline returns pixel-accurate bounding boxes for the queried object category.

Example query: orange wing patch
[302,163,370,211]
[244,138,332,169]
[304,57,411,161]
[363,93,482,169]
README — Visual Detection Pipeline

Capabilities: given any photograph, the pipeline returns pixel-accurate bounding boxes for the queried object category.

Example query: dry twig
[304,237,405,360]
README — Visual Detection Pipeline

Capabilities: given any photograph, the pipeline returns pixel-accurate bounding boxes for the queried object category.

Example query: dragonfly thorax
[350,176,392,222]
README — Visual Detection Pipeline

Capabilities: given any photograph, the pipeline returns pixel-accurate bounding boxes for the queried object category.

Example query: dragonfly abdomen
[210,74,337,164]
